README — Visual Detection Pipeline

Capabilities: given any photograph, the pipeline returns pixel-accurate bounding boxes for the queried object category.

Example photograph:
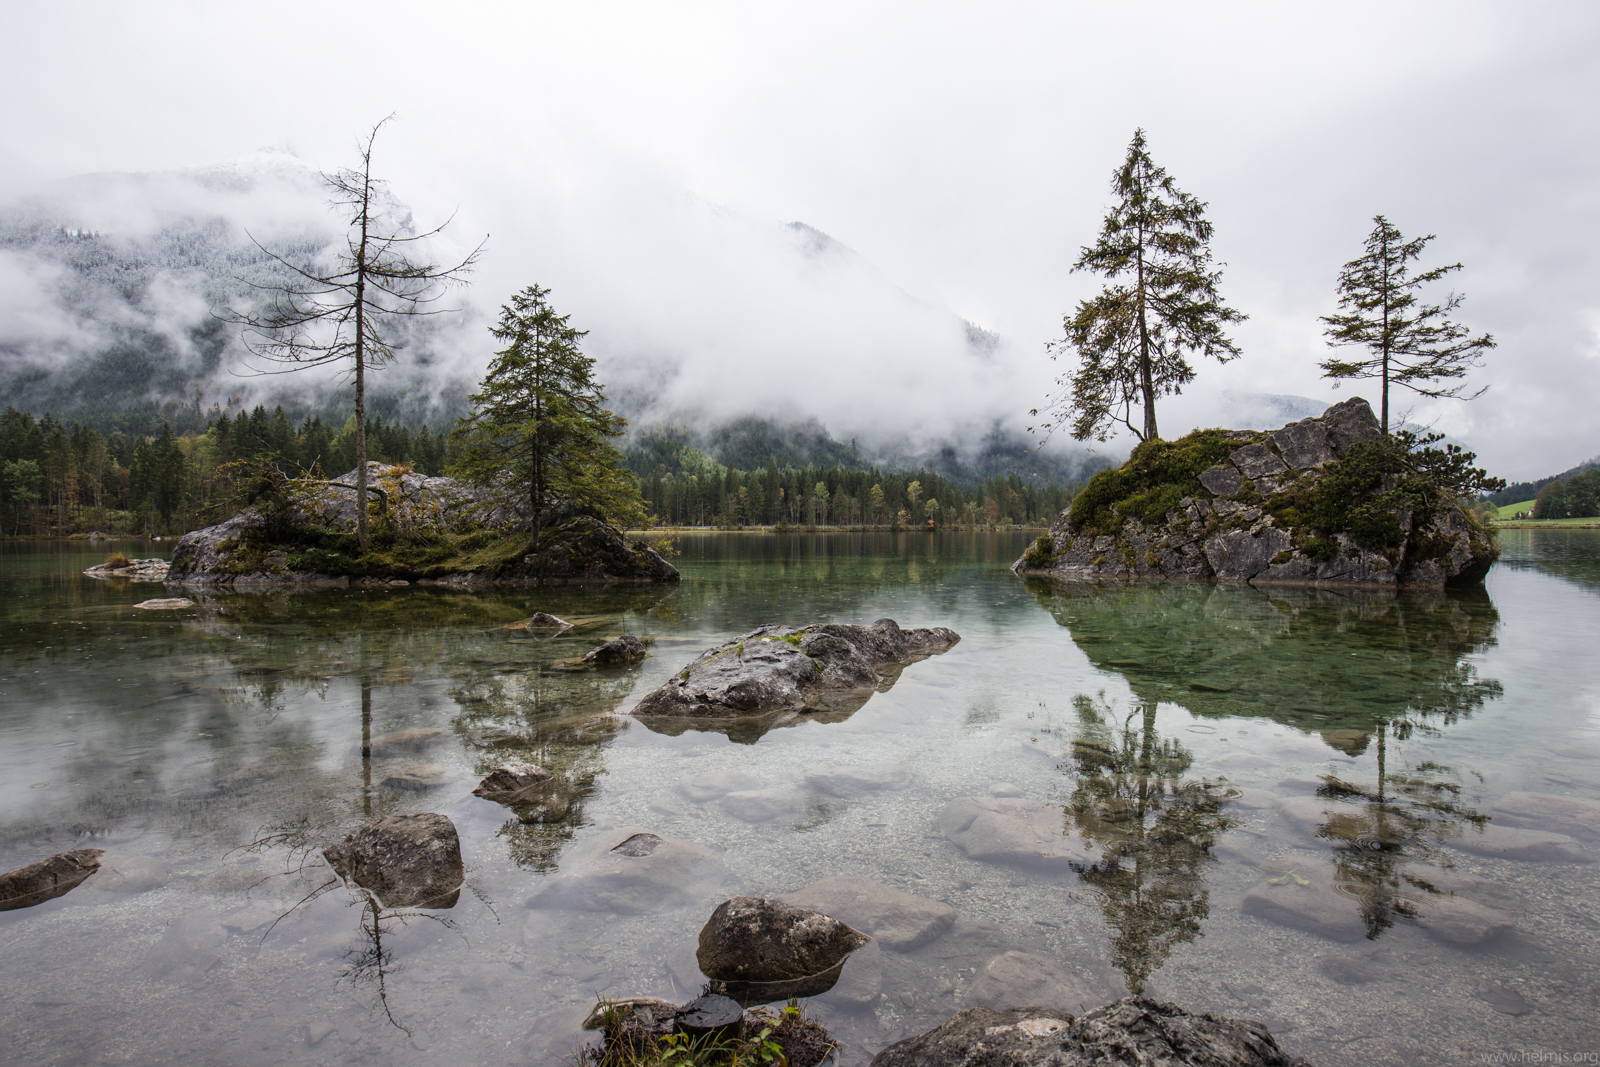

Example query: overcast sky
[3,1,1598,480]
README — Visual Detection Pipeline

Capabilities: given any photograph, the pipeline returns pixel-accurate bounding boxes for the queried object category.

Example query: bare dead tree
[225,115,484,550]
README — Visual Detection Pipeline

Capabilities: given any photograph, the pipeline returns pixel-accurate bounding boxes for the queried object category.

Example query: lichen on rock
[1014,398,1497,589]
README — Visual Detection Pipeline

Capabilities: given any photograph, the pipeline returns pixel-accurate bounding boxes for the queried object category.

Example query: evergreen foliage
[1034,129,1245,444]
[450,285,644,545]
[1532,469,1600,519]
[1320,216,1496,433]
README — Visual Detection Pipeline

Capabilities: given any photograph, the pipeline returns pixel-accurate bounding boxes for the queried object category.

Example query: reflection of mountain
[1060,693,1234,992]
[1023,579,1502,743]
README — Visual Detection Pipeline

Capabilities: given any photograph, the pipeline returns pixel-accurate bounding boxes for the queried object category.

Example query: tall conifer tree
[1320,215,1496,434]
[1032,129,1245,444]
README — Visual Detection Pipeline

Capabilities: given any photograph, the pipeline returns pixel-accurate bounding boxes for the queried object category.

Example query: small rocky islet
[1013,397,1497,588]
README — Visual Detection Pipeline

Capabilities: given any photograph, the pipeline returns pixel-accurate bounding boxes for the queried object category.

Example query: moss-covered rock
[1013,398,1497,589]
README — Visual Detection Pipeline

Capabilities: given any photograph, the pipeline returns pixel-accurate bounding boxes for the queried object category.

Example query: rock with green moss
[164,463,678,587]
[1014,398,1497,588]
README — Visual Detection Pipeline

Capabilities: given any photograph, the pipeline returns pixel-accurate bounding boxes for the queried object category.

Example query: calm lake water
[2,529,1598,1066]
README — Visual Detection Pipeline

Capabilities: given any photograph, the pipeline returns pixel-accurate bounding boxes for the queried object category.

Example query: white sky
[3,1,1598,480]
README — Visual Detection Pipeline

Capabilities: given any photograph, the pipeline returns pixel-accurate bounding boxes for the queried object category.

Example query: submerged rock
[966,950,1097,1013]
[527,828,727,913]
[132,597,194,610]
[1014,398,1496,589]
[779,874,956,950]
[0,849,104,911]
[323,812,464,909]
[679,770,765,803]
[473,761,554,803]
[380,763,450,791]
[1447,823,1591,863]
[939,796,1105,870]
[368,727,447,757]
[1491,792,1600,844]
[870,998,1310,1067]
[632,618,959,722]
[804,763,913,797]
[1241,860,1517,945]
[584,634,648,666]
[697,896,871,1005]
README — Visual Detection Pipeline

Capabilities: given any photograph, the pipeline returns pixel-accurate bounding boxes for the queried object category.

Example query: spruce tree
[451,285,642,548]
[1032,129,1245,444]
[1320,215,1496,434]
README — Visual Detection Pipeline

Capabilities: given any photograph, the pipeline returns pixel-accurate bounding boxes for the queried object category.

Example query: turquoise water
[0,530,1597,1066]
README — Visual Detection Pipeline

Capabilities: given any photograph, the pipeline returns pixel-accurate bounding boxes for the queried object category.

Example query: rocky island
[1014,398,1497,588]
[162,462,677,587]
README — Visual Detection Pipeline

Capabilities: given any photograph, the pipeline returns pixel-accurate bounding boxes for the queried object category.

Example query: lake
[1,528,1598,1066]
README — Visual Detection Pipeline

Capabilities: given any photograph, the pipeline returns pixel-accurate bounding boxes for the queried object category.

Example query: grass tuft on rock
[574,1000,835,1067]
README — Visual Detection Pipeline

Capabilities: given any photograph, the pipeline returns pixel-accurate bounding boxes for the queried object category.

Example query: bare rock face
[0,849,104,911]
[696,896,871,1005]
[779,875,956,950]
[583,634,648,666]
[323,813,464,909]
[869,998,1311,1067]
[527,828,728,913]
[633,619,959,721]
[1014,397,1496,589]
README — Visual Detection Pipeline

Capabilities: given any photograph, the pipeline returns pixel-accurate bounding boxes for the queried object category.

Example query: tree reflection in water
[1061,691,1235,993]
[338,894,461,1034]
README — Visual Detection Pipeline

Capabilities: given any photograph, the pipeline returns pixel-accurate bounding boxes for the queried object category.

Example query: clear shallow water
[1,530,1598,1066]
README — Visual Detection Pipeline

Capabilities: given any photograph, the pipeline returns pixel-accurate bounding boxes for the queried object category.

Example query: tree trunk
[1136,227,1158,441]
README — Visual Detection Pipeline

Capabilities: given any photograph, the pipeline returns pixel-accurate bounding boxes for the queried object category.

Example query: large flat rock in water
[869,998,1311,1067]
[632,619,959,721]
[939,796,1106,870]
[1491,792,1600,844]
[779,875,956,950]
[527,828,727,913]
[965,950,1097,1013]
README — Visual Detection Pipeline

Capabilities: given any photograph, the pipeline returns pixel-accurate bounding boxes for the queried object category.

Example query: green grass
[1496,500,1536,519]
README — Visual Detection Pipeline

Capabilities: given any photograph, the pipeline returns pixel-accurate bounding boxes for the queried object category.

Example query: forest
[0,405,1082,538]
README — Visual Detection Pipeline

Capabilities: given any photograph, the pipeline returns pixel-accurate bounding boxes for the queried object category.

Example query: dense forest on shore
[0,405,1083,538]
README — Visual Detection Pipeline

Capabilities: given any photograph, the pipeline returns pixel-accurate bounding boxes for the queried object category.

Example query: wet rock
[473,761,553,803]
[720,790,791,823]
[679,770,764,803]
[584,634,648,666]
[84,558,171,581]
[676,994,746,1041]
[528,828,727,913]
[523,612,574,631]
[323,812,464,909]
[779,875,956,950]
[582,997,679,1031]
[88,854,169,894]
[1413,893,1515,945]
[869,998,1311,1067]
[804,763,913,797]
[132,597,194,610]
[633,619,959,721]
[1491,792,1600,844]
[0,848,104,911]
[1447,823,1591,863]
[1273,796,1412,847]
[966,951,1097,1013]
[369,727,447,756]
[696,896,870,1004]
[380,763,450,791]
[938,797,1105,870]
[1245,860,1518,945]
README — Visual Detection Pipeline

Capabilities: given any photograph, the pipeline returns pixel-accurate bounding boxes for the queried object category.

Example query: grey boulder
[632,619,959,721]
[869,998,1310,1067]
[696,896,871,1005]
[584,634,648,666]
[323,812,464,909]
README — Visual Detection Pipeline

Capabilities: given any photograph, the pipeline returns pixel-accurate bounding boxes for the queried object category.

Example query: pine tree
[1320,216,1496,433]
[1032,129,1245,444]
[226,117,482,550]
[451,285,643,548]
